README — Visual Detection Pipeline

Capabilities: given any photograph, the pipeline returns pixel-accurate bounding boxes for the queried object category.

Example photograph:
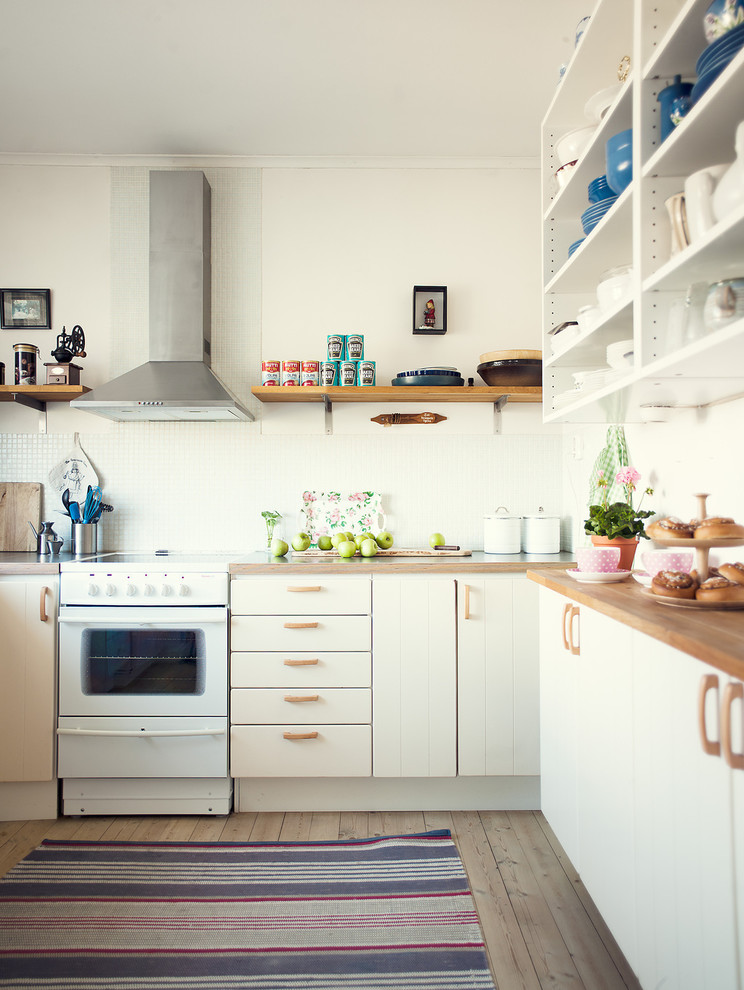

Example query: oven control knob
[87,583,99,597]
[144,584,155,596]
[105,583,116,597]
[161,583,172,596]
[178,584,189,597]
[126,584,137,596]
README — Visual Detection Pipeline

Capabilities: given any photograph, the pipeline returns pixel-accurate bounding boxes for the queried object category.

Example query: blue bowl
[606,129,633,195]
[703,0,744,43]
[588,175,614,203]
[568,238,585,258]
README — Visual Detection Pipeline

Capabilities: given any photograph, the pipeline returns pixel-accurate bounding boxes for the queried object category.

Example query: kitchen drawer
[58,716,228,778]
[231,688,371,725]
[231,651,371,688]
[230,724,371,777]
[231,614,370,652]
[231,577,371,616]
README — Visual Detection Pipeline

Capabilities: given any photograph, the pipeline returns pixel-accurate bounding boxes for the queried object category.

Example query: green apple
[317,534,333,551]
[354,533,368,550]
[337,540,357,558]
[270,538,289,557]
[429,532,446,548]
[360,538,378,557]
[331,532,347,549]
[375,530,394,550]
[291,532,311,552]
[344,531,355,541]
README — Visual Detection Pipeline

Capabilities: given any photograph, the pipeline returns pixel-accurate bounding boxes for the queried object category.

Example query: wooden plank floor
[0,809,642,990]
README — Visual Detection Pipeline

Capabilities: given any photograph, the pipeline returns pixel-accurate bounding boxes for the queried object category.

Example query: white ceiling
[2,0,591,161]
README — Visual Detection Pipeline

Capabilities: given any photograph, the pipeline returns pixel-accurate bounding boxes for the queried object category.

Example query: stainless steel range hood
[71,170,252,422]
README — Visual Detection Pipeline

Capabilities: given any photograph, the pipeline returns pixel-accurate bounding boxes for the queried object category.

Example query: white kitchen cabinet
[457,576,540,776]
[229,575,372,779]
[541,0,744,423]
[372,577,456,777]
[0,575,57,783]
[728,676,744,989]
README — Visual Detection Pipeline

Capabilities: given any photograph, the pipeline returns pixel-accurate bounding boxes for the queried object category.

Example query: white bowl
[577,304,600,334]
[597,265,633,311]
[584,84,623,123]
[554,159,578,190]
[555,125,597,167]
[606,339,634,369]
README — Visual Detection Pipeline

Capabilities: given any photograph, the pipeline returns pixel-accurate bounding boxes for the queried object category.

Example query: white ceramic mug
[684,163,727,241]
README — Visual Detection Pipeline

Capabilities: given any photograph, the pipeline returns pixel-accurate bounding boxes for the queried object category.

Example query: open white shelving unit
[541,0,744,423]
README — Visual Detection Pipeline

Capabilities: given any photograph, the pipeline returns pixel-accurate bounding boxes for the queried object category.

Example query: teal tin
[358,360,376,386]
[327,335,345,361]
[320,360,338,386]
[338,360,357,386]
[345,333,364,361]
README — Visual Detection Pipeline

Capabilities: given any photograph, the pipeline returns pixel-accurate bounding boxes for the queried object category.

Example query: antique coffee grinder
[44,325,86,385]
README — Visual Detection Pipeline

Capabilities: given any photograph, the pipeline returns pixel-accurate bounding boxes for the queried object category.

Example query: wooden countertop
[229,551,576,575]
[528,568,744,681]
[0,552,65,574]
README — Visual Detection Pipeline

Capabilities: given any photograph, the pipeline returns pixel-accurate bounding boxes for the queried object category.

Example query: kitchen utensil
[641,549,694,575]
[584,84,622,123]
[0,482,41,551]
[703,278,744,331]
[597,265,633,310]
[71,521,98,557]
[554,159,578,190]
[522,511,560,554]
[82,485,102,522]
[605,129,633,195]
[581,196,618,234]
[48,436,98,502]
[34,521,62,556]
[587,175,615,203]
[606,339,634,369]
[392,374,464,386]
[484,507,522,554]
[566,568,631,583]
[568,237,585,258]
[69,501,80,522]
[555,125,597,167]
[575,546,621,572]
[664,193,690,255]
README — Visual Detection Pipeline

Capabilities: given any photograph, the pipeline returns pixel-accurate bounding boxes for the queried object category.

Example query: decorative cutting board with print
[0,483,41,551]
[293,548,472,557]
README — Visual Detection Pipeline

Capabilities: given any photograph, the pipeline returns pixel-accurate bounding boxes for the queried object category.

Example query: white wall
[0,163,566,553]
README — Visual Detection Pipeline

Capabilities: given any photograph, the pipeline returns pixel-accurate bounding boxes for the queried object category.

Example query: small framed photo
[413,285,447,335]
[1,288,51,329]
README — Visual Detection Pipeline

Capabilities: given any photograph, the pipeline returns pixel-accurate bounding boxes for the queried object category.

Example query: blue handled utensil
[69,501,81,522]
[82,486,102,523]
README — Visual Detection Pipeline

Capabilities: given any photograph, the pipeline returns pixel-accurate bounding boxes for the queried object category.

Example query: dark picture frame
[413,285,447,335]
[1,288,51,329]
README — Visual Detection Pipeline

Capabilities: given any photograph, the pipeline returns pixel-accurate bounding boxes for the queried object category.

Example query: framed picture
[1,288,51,329]
[413,285,447,335]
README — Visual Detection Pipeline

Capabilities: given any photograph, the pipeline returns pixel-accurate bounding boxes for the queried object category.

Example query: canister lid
[484,506,522,520]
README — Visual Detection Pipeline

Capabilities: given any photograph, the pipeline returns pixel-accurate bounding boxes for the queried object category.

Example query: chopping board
[0,483,41,551]
[294,548,472,557]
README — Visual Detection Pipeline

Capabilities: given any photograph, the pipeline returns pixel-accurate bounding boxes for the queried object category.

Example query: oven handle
[57,612,227,624]
[57,727,226,738]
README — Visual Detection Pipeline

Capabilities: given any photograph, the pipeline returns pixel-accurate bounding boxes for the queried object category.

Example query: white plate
[584,83,623,122]
[566,568,632,583]
[632,570,652,586]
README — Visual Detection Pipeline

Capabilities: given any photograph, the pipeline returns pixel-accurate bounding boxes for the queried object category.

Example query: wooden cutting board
[0,483,42,551]
[294,547,472,557]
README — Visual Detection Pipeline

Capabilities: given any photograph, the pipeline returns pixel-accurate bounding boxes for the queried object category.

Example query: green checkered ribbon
[589,426,629,505]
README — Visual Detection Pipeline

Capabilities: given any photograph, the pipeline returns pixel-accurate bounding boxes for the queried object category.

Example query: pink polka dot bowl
[575,546,622,572]
[641,549,694,576]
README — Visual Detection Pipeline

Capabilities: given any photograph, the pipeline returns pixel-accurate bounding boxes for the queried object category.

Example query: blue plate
[588,175,614,203]
[397,368,461,377]
[696,22,744,72]
[392,375,464,387]
[568,238,585,257]
[691,61,730,103]
[581,198,617,234]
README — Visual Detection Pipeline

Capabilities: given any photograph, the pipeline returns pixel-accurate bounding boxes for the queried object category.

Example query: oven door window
[81,628,206,696]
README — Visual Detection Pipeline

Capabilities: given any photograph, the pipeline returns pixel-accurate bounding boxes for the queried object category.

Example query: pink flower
[615,466,641,487]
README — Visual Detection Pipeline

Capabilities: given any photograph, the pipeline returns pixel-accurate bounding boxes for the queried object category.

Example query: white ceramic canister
[521,510,561,554]
[484,507,522,554]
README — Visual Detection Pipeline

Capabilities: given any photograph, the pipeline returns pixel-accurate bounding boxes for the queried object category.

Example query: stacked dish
[581,195,618,234]
[692,22,744,103]
[392,367,464,386]
[588,175,614,203]
[568,238,586,257]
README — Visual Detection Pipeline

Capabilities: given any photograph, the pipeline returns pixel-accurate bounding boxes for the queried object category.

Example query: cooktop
[60,552,247,572]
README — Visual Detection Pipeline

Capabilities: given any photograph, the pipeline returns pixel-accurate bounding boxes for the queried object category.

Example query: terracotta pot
[590,535,639,571]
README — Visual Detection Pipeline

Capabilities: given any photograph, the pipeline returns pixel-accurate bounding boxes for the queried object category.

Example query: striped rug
[0,830,496,989]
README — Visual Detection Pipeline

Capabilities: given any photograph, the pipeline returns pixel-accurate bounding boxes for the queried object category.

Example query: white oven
[57,557,232,815]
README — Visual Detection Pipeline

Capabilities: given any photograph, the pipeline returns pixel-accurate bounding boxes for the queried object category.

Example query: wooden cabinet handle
[698,673,721,757]
[561,602,571,651]
[39,585,49,622]
[287,586,322,592]
[283,658,319,666]
[283,621,319,629]
[283,731,319,740]
[721,681,744,770]
[463,584,471,620]
[284,694,320,703]
[567,605,580,655]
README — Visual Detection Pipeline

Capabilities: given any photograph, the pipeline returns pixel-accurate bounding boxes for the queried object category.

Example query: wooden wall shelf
[251,385,542,405]
[0,385,90,412]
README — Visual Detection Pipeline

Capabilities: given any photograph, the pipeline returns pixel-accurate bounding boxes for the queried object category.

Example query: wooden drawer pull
[698,673,721,757]
[561,602,571,651]
[721,681,744,771]
[283,621,319,629]
[283,731,319,740]
[568,605,580,655]
[284,694,320,703]
[283,658,319,666]
[39,585,49,623]
[463,584,471,620]
[287,585,322,592]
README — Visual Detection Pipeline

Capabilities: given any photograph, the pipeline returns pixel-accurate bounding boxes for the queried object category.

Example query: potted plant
[584,467,654,570]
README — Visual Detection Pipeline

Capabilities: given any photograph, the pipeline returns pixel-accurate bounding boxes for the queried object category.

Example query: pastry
[651,570,698,599]
[693,517,744,540]
[718,562,744,586]
[646,517,695,540]
[696,576,744,602]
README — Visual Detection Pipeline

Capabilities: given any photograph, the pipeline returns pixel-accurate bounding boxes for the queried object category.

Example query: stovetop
[60,552,244,573]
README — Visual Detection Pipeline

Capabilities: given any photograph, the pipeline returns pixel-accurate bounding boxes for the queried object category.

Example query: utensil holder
[71,522,98,557]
